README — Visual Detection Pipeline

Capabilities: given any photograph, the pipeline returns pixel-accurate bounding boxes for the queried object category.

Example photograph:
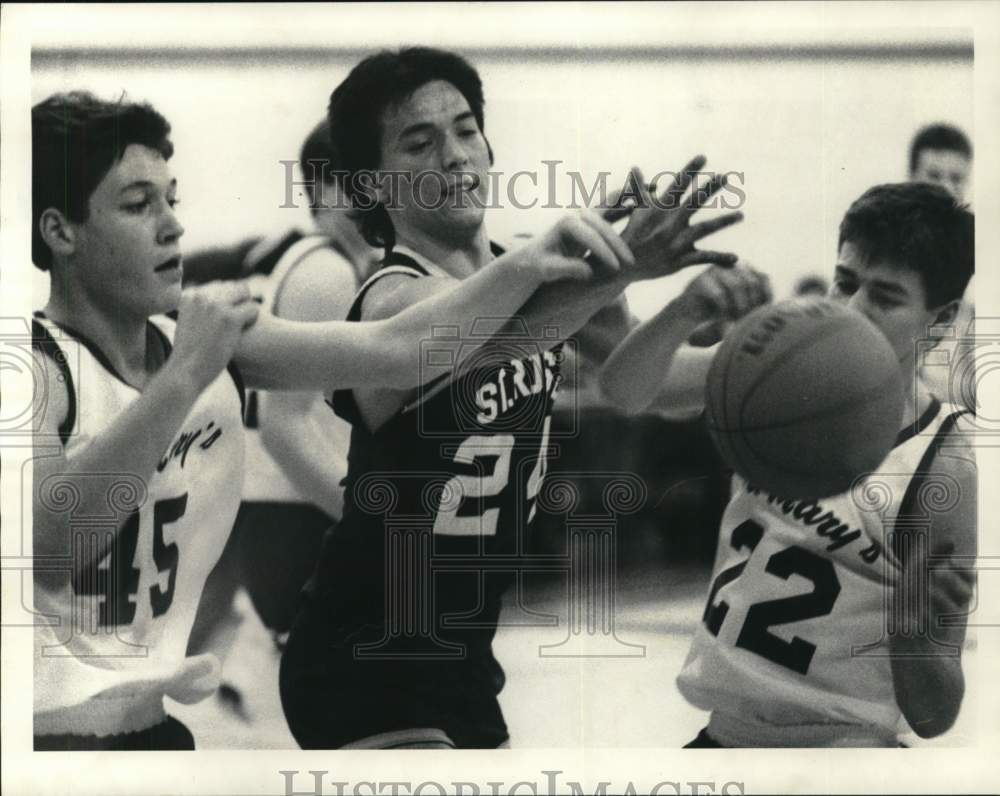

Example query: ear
[39,208,77,261]
[932,299,961,328]
[922,299,961,352]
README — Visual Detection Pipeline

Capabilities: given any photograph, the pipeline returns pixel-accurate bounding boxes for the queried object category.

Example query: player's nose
[846,292,875,322]
[440,132,470,171]
[159,205,185,243]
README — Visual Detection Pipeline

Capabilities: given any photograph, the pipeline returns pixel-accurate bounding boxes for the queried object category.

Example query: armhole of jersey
[892,409,970,566]
[331,256,429,426]
[31,319,76,446]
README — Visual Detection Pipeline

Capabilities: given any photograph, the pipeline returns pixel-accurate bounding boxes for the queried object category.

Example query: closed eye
[123,199,150,214]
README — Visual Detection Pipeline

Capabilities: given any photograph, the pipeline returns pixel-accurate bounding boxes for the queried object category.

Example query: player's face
[376,80,491,244]
[70,144,184,318]
[911,149,970,203]
[830,242,939,369]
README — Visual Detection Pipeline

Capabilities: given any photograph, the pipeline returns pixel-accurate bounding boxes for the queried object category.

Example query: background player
[30,90,633,749]
[187,120,378,700]
[908,123,972,203]
[186,120,379,719]
[600,182,976,746]
[907,123,975,412]
[279,46,745,750]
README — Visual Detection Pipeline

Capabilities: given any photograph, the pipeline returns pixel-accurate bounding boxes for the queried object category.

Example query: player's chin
[150,281,183,316]
[443,201,486,228]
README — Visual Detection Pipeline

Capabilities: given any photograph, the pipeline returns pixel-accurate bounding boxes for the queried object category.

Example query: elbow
[909,710,960,740]
[901,671,965,739]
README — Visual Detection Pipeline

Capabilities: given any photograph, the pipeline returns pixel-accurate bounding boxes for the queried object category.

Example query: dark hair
[299,118,344,216]
[32,91,173,271]
[328,47,487,250]
[908,123,972,175]
[838,182,974,308]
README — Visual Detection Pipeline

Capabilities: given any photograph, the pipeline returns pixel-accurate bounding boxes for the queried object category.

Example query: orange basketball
[705,298,904,499]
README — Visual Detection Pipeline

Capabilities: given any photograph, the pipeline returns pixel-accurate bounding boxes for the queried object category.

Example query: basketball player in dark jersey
[29,90,631,750]
[279,46,746,749]
[600,183,976,746]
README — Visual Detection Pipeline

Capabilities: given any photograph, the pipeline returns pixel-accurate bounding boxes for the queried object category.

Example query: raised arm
[599,263,772,415]
[234,212,633,391]
[890,433,977,739]
[33,284,258,586]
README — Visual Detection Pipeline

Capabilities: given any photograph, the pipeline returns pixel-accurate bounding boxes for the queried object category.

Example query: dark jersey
[294,245,561,747]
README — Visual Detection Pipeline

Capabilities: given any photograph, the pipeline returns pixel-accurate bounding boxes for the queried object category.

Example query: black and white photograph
[2,3,998,794]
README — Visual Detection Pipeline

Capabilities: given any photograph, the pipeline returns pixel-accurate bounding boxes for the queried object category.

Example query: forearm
[499,273,628,343]
[236,253,547,392]
[259,392,349,519]
[890,566,971,738]
[598,294,708,415]
[33,365,202,571]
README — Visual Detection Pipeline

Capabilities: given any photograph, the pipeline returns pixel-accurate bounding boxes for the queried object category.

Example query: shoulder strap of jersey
[892,405,972,565]
[331,253,430,426]
[31,316,76,445]
[332,243,505,426]
[344,252,431,323]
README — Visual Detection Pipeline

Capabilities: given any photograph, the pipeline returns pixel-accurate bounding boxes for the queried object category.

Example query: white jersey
[32,314,245,736]
[677,399,969,746]
[240,232,357,505]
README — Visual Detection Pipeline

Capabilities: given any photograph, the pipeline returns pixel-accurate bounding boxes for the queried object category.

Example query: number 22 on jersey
[702,519,842,675]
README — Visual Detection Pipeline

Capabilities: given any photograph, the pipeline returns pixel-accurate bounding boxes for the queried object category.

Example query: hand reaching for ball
[676,260,773,324]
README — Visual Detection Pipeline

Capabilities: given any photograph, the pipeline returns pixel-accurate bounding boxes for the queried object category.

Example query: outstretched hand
[602,155,744,280]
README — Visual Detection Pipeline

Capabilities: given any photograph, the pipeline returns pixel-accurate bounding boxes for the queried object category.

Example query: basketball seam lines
[706,371,901,434]
[738,312,858,421]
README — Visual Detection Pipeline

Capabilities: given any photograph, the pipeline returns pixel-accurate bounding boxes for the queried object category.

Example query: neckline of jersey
[893,395,941,449]
[33,310,172,392]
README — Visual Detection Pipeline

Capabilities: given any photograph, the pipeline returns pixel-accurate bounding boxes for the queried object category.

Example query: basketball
[705,298,904,499]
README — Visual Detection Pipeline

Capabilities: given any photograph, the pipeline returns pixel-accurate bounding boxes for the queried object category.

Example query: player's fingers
[693,273,730,315]
[752,268,775,306]
[197,280,252,306]
[222,280,253,305]
[560,214,623,273]
[579,210,636,268]
[543,254,594,283]
[684,211,745,243]
[599,186,636,222]
[600,204,635,223]
[731,268,762,316]
[661,154,707,209]
[676,250,739,269]
[233,301,260,330]
[626,166,655,211]
[682,172,730,219]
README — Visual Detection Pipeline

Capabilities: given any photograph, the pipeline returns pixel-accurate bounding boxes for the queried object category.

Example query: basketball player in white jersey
[29,90,635,750]
[600,182,976,746]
